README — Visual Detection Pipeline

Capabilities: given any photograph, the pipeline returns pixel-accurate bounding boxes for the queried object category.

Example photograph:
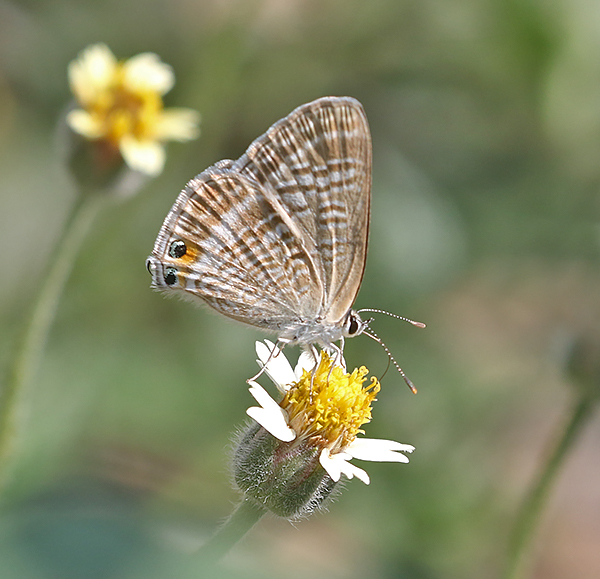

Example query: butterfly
[146,96,423,389]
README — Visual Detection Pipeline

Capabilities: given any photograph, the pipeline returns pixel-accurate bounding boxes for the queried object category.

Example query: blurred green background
[1,0,600,577]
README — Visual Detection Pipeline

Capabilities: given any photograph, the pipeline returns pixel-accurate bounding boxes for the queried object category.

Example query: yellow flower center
[281,353,380,451]
[88,64,162,144]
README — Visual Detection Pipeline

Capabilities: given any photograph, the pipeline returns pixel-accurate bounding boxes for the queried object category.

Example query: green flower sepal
[233,421,338,519]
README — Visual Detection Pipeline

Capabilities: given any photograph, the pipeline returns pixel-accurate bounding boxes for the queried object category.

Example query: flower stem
[504,395,596,579]
[199,498,266,563]
[0,192,108,492]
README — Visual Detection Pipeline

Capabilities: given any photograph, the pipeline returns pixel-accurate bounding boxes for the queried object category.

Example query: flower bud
[232,421,338,519]
[61,123,138,196]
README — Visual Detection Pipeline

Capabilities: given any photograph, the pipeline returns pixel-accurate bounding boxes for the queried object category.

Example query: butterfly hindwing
[152,165,324,331]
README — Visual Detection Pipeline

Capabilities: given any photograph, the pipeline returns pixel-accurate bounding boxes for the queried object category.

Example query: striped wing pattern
[235,97,371,323]
[155,165,322,330]
[149,97,372,340]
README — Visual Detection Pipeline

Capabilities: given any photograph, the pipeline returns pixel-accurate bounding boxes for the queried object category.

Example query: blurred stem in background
[504,397,595,579]
[504,335,600,579]
[198,499,266,563]
[0,192,110,492]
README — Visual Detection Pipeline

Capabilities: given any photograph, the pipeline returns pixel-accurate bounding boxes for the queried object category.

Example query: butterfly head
[342,309,371,339]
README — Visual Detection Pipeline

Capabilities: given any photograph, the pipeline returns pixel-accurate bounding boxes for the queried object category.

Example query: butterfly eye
[164,267,178,286]
[169,240,187,259]
[348,315,360,335]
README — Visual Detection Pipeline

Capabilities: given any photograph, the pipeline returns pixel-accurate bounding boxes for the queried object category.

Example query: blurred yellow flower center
[88,66,162,145]
[282,353,380,450]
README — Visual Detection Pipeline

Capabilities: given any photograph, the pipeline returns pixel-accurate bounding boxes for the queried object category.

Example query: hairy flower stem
[0,192,108,493]
[199,499,266,563]
[504,395,596,579]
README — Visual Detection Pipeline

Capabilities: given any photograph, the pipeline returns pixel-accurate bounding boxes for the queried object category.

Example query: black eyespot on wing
[164,268,178,286]
[169,240,187,259]
[145,258,152,273]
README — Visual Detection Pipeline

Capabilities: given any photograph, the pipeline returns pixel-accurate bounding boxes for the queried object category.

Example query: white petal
[346,438,415,463]
[246,382,296,442]
[69,43,117,105]
[123,52,174,95]
[338,461,371,485]
[319,448,342,482]
[66,110,104,139]
[319,448,371,485]
[246,407,296,442]
[294,350,317,379]
[119,136,165,176]
[247,380,279,409]
[255,341,295,392]
[153,109,200,142]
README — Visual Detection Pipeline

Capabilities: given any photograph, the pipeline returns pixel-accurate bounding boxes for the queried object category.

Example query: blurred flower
[66,43,200,176]
[233,341,414,518]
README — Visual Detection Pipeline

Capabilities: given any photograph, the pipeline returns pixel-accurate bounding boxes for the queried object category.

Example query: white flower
[66,43,200,176]
[246,341,415,485]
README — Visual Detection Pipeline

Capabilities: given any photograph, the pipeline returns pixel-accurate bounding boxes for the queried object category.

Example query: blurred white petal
[69,43,116,105]
[66,110,104,138]
[120,136,165,176]
[123,52,174,95]
[154,109,200,141]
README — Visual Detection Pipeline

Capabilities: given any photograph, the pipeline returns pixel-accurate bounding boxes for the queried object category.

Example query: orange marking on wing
[176,244,199,265]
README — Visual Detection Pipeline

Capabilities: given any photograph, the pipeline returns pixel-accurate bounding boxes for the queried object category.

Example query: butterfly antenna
[358,308,426,329]
[379,352,392,381]
[363,326,418,394]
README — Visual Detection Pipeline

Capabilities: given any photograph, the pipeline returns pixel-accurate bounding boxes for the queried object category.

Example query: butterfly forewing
[234,97,372,324]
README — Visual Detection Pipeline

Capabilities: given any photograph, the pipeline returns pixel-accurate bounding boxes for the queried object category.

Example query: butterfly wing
[233,96,372,324]
[148,161,324,332]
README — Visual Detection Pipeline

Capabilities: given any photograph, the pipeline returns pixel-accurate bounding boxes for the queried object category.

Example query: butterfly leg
[323,338,346,385]
[307,344,321,400]
[307,339,347,394]
[246,338,290,384]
